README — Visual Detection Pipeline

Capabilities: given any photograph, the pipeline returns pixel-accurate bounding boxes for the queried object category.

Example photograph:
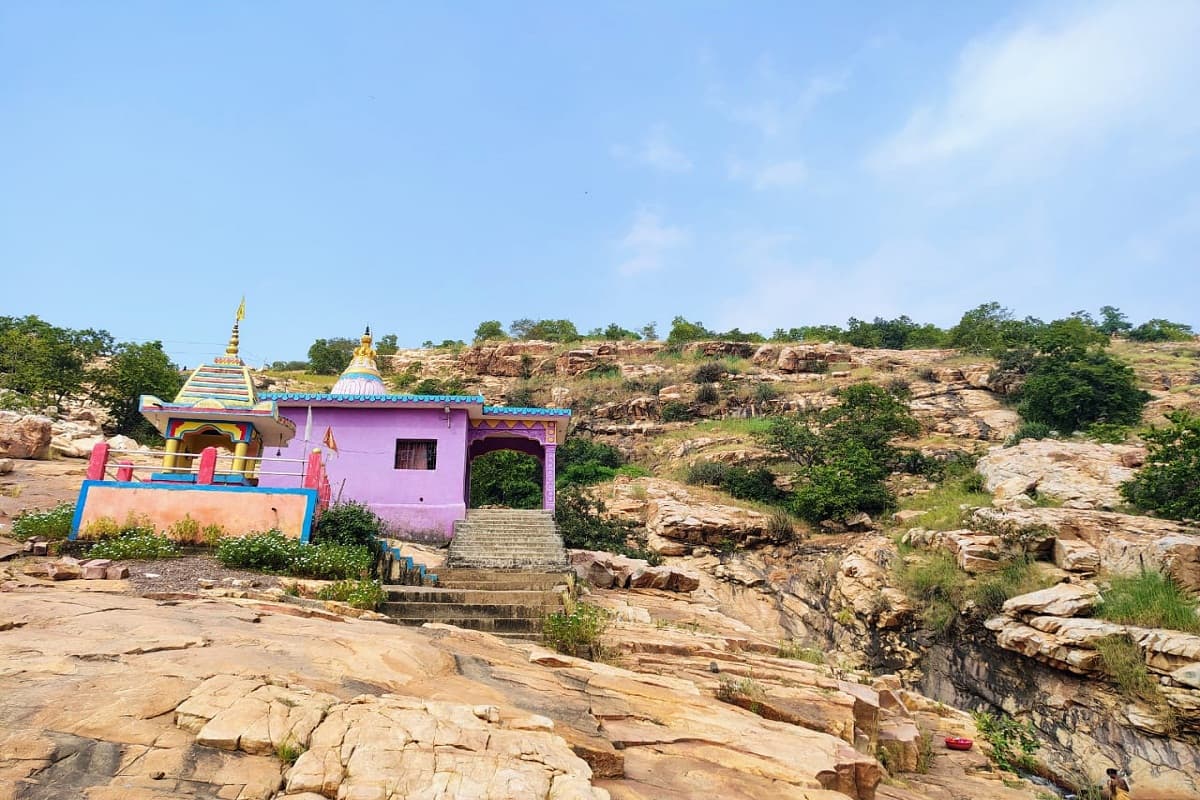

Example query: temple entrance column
[542,443,557,513]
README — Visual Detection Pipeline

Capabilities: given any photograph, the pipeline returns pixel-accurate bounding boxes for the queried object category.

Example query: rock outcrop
[599,478,771,555]
[0,412,52,459]
[976,440,1145,509]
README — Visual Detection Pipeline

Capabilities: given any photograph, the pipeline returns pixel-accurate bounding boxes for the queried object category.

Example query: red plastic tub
[944,737,974,751]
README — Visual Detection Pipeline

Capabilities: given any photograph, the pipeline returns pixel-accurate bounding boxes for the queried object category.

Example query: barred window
[394,439,437,470]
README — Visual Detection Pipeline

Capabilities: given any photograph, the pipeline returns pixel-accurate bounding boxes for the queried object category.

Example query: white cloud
[711,72,845,138]
[869,0,1200,174]
[616,210,690,276]
[611,124,693,172]
[729,158,808,189]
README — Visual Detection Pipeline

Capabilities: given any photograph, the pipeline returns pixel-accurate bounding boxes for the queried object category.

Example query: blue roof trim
[261,392,487,404]
[483,405,572,416]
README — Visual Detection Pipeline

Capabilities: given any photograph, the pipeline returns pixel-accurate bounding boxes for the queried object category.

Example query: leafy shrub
[721,465,783,503]
[12,503,75,540]
[972,711,1040,773]
[695,383,720,404]
[693,361,726,383]
[89,529,180,560]
[215,531,371,579]
[556,461,615,488]
[166,514,202,543]
[1016,349,1148,433]
[1085,422,1130,444]
[543,602,610,659]
[1127,318,1194,342]
[790,442,894,522]
[1096,570,1200,632]
[615,464,651,479]
[753,382,778,402]
[685,461,729,486]
[556,437,629,489]
[555,487,658,563]
[660,401,694,422]
[961,471,986,493]
[313,502,385,548]
[81,516,122,539]
[1120,411,1200,521]
[316,579,386,610]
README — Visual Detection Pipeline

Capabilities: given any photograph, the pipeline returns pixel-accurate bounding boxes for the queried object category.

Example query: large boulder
[908,387,1020,442]
[1001,582,1100,618]
[0,412,52,459]
[976,440,1145,509]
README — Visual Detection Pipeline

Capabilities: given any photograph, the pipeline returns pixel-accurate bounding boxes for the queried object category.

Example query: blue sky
[3,1,1198,366]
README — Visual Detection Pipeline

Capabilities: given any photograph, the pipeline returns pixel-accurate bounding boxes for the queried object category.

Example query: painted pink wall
[259,405,470,537]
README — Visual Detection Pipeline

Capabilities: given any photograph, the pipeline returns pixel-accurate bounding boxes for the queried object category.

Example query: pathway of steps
[380,509,572,639]
[381,570,570,639]
[447,508,568,570]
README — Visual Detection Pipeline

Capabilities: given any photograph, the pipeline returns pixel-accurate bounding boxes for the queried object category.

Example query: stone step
[383,587,562,604]
[391,616,546,634]
[381,602,555,620]
[435,578,569,591]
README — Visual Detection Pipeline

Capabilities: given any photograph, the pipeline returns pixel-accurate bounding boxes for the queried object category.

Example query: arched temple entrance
[468,447,543,509]
[466,421,557,513]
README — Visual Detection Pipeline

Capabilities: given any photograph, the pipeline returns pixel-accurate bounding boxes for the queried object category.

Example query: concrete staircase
[447,509,568,569]
[381,570,570,639]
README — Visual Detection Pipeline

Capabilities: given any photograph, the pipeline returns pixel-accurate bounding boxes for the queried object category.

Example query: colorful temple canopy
[138,309,296,447]
[331,326,387,396]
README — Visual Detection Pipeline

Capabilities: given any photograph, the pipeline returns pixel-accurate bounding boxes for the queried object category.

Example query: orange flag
[322,426,338,454]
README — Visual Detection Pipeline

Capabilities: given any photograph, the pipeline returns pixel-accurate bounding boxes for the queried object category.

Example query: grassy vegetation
[970,557,1056,616]
[262,370,339,390]
[893,551,965,634]
[1096,570,1200,633]
[543,602,611,660]
[777,641,825,663]
[11,503,75,540]
[1094,634,1159,702]
[316,579,387,610]
[972,711,1040,773]
[88,528,181,560]
[894,473,992,531]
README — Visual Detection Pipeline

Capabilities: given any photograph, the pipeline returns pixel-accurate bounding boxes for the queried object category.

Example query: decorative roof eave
[139,395,297,442]
[482,405,572,418]
[259,393,570,421]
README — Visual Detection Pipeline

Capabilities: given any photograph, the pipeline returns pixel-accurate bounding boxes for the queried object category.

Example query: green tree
[375,334,399,356]
[640,322,658,341]
[469,450,542,508]
[601,323,641,340]
[803,324,845,342]
[1017,349,1148,433]
[307,338,356,374]
[473,320,508,342]
[1120,412,1200,520]
[666,316,713,344]
[757,382,919,522]
[1098,306,1132,335]
[93,341,184,441]
[0,315,113,405]
[1128,318,1195,342]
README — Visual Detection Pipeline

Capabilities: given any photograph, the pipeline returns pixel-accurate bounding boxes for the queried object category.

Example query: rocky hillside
[3,336,1199,798]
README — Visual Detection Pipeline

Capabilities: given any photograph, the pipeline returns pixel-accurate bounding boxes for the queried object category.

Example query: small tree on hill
[1128,318,1195,342]
[473,320,508,342]
[1098,306,1132,335]
[93,341,184,442]
[307,338,356,374]
[1016,349,1147,433]
[1120,412,1200,520]
[666,316,713,344]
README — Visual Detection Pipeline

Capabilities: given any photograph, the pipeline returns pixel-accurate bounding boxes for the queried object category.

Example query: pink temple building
[257,328,570,537]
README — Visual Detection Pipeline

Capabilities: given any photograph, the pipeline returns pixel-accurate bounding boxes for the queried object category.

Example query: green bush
[695,383,720,404]
[972,711,1040,773]
[543,602,610,659]
[721,465,783,503]
[685,461,729,486]
[1120,411,1200,521]
[1127,318,1194,342]
[894,551,965,634]
[11,503,75,540]
[215,531,371,579]
[313,501,385,548]
[1096,570,1200,632]
[316,579,386,610]
[555,487,658,563]
[660,401,694,422]
[1016,349,1148,433]
[89,529,180,560]
[693,361,727,383]
[753,382,779,403]
[1085,422,1130,444]
[790,442,894,522]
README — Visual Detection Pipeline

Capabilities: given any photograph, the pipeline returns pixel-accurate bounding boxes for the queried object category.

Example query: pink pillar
[197,447,218,484]
[303,450,323,489]
[115,461,134,482]
[86,442,110,480]
[542,444,557,513]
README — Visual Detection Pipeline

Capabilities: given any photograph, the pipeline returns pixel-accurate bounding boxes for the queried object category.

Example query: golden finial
[221,298,245,360]
[354,325,376,359]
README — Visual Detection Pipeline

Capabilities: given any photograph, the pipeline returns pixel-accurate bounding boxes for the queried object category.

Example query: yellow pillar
[163,438,180,470]
[232,442,248,475]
